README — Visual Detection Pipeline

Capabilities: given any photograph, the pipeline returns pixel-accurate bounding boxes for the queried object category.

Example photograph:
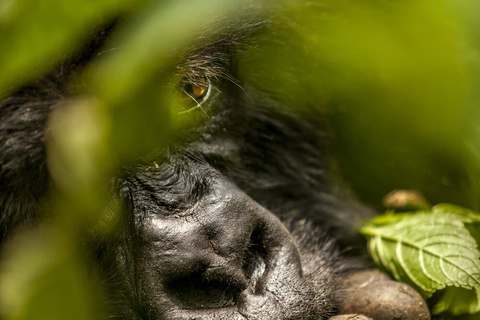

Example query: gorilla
[0,2,432,320]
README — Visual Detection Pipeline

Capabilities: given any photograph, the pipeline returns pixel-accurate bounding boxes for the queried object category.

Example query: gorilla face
[104,67,347,318]
[0,5,431,320]
[117,101,343,319]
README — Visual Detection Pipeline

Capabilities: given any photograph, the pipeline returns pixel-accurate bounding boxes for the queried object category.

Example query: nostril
[164,267,248,310]
[242,227,267,293]
[203,266,249,290]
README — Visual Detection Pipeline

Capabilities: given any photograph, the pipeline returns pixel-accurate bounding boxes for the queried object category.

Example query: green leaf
[0,227,103,320]
[361,210,480,315]
[0,0,139,95]
[433,203,480,222]
[433,286,480,315]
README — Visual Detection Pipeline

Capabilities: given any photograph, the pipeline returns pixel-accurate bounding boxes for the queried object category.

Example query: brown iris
[181,77,210,105]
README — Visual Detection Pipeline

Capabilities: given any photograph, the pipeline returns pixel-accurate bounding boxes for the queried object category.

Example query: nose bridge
[140,174,259,268]
[199,175,305,289]
[198,181,258,253]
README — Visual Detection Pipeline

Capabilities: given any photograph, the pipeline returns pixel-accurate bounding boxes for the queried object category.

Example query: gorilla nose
[138,179,304,312]
[130,168,308,318]
[140,215,254,309]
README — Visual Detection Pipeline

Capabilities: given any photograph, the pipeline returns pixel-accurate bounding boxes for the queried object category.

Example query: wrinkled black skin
[0,23,375,319]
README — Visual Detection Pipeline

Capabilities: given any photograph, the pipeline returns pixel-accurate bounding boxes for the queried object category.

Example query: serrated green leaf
[361,211,480,315]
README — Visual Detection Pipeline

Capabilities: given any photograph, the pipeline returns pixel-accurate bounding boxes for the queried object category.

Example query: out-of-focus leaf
[433,204,480,222]
[361,210,480,315]
[87,0,270,160]
[0,0,139,95]
[0,227,102,320]
[241,0,479,210]
[433,287,480,315]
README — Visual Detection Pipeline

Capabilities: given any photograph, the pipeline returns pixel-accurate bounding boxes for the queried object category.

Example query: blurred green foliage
[0,0,479,319]
[0,227,102,320]
[241,0,480,211]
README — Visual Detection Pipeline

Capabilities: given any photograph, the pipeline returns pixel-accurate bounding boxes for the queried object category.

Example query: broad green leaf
[361,210,480,315]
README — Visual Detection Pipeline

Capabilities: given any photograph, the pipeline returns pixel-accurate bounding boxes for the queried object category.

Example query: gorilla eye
[180,76,211,107]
